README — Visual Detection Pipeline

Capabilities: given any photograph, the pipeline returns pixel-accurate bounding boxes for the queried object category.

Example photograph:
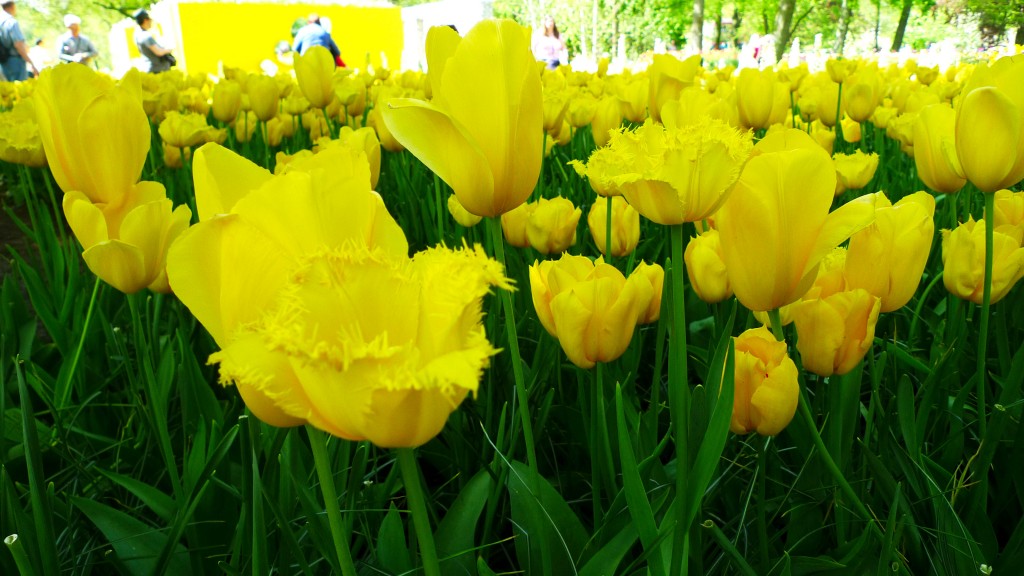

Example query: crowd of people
[0,1,99,81]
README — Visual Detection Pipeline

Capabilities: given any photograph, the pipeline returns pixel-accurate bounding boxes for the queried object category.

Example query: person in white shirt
[58,14,98,65]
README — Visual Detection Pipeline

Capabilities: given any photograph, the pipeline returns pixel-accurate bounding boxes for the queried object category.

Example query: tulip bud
[954,55,1024,192]
[212,80,242,124]
[448,194,483,227]
[293,46,336,109]
[632,261,664,324]
[529,254,653,369]
[527,196,581,255]
[729,326,800,436]
[942,217,1024,305]
[501,202,536,248]
[247,75,281,122]
[684,229,732,304]
[913,104,966,194]
[588,196,640,257]
[793,289,881,377]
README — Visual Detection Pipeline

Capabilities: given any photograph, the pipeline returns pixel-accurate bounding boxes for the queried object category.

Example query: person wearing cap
[292,12,341,62]
[133,9,173,73]
[0,0,38,81]
[58,14,98,65]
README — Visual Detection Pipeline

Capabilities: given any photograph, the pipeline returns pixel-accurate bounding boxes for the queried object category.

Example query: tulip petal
[82,240,148,294]
[63,191,108,250]
[214,333,309,428]
[382,98,496,216]
[441,19,543,215]
[78,87,151,207]
[426,25,461,103]
[749,362,800,436]
[193,143,274,221]
[956,87,1022,192]
[804,193,876,282]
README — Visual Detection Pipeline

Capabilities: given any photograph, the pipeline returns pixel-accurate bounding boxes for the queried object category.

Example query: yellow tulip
[843,72,880,122]
[846,192,935,312]
[841,116,862,143]
[159,111,223,149]
[0,102,46,167]
[832,150,879,195]
[383,19,542,217]
[567,93,598,128]
[632,261,664,324]
[793,289,881,377]
[368,106,404,153]
[569,147,623,197]
[684,228,732,304]
[736,68,789,130]
[541,88,570,134]
[526,196,581,255]
[954,55,1024,192]
[716,129,875,312]
[913,104,966,194]
[212,80,243,124]
[916,65,939,86]
[282,91,311,116]
[167,143,507,446]
[729,326,799,436]
[648,53,701,123]
[826,58,856,83]
[529,254,653,369]
[591,96,623,148]
[63,182,191,294]
[617,75,649,123]
[501,201,536,248]
[33,65,150,208]
[816,82,842,127]
[993,189,1024,229]
[234,111,259,143]
[247,74,281,122]
[942,217,1024,305]
[871,106,898,129]
[332,73,367,118]
[600,117,752,225]
[293,46,335,109]
[587,196,640,257]
[163,142,190,169]
[448,194,483,227]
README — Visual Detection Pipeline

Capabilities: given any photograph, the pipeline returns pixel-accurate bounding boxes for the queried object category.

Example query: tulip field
[3,18,1024,576]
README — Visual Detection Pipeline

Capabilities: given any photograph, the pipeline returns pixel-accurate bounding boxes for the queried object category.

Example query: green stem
[756,437,770,569]
[977,191,994,439]
[433,174,444,244]
[668,223,691,576]
[702,521,758,576]
[595,363,616,504]
[767,309,784,342]
[4,535,36,576]
[397,449,441,576]
[485,216,550,574]
[834,82,844,147]
[56,277,101,410]
[307,427,358,576]
[605,195,614,261]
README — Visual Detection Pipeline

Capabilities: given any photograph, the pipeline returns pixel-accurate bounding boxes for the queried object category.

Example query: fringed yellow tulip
[569,147,623,197]
[833,150,879,194]
[588,196,639,257]
[529,254,653,369]
[167,143,508,447]
[942,217,1024,305]
[730,327,799,436]
[793,289,881,377]
[716,129,875,312]
[846,192,935,312]
[600,117,752,225]
[0,102,46,167]
[383,20,542,217]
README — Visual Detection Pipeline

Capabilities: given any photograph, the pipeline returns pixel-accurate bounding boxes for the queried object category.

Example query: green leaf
[577,521,639,576]
[434,468,493,576]
[95,468,177,523]
[377,503,412,574]
[505,459,588,575]
[72,496,191,576]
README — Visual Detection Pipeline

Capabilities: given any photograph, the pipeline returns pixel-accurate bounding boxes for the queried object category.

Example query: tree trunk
[592,0,599,57]
[733,7,743,47]
[891,0,913,52]
[715,11,723,50]
[690,0,705,54]
[1016,25,1024,47]
[835,0,851,55]
[774,0,796,62]
[874,0,882,52]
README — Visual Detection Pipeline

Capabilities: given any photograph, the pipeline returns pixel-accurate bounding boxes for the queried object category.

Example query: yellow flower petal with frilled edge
[212,334,310,428]
[383,98,496,216]
[193,143,273,221]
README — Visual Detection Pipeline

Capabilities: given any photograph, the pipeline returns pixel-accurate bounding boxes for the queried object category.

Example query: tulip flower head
[913,104,966,194]
[832,150,879,195]
[530,254,653,369]
[942,217,1024,305]
[729,327,800,436]
[954,55,1024,192]
[588,196,640,257]
[383,19,543,217]
[167,143,509,447]
[293,45,336,109]
[526,196,581,255]
[684,228,732,304]
[793,289,881,378]
[716,129,875,312]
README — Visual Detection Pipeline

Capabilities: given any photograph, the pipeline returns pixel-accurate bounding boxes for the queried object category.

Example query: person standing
[133,9,173,73]
[532,15,566,70]
[292,13,341,63]
[0,1,38,81]
[58,14,98,65]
